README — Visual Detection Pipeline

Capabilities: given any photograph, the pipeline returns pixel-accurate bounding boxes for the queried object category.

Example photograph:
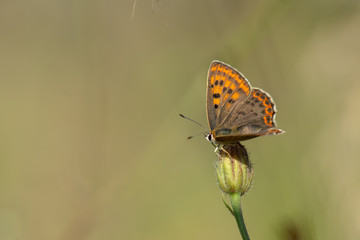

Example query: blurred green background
[1,0,359,239]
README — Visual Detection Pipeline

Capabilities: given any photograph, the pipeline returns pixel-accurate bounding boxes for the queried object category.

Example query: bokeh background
[1,0,360,239]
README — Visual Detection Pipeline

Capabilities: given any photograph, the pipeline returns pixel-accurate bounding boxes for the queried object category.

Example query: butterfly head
[206,131,218,146]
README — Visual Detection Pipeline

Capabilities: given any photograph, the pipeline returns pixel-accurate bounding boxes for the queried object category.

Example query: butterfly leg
[214,146,221,157]
[211,142,231,158]
[214,145,232,158]
[209,141,221,157]
[214,144,231,158]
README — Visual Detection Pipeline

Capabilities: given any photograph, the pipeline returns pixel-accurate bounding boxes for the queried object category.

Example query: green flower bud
[215,143,254,195]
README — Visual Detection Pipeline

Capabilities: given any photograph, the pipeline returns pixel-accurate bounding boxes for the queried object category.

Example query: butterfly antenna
[179,114,206,130]
[187,131,208,140]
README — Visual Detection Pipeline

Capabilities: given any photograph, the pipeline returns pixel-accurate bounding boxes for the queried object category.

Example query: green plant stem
[229,193,250,240]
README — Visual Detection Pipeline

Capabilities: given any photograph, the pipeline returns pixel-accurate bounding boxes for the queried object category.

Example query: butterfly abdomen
[211,126,260,144]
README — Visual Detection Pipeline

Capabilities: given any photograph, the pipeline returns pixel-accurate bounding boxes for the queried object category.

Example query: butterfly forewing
[207,61,252,130]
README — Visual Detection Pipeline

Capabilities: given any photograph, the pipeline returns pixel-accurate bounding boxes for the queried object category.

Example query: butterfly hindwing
[213,87,283,143]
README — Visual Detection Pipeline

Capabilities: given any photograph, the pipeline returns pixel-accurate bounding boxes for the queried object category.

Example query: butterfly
[205,60,283,146]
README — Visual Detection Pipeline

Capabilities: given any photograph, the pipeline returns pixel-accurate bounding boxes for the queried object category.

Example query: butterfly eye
[206,133,212,142]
